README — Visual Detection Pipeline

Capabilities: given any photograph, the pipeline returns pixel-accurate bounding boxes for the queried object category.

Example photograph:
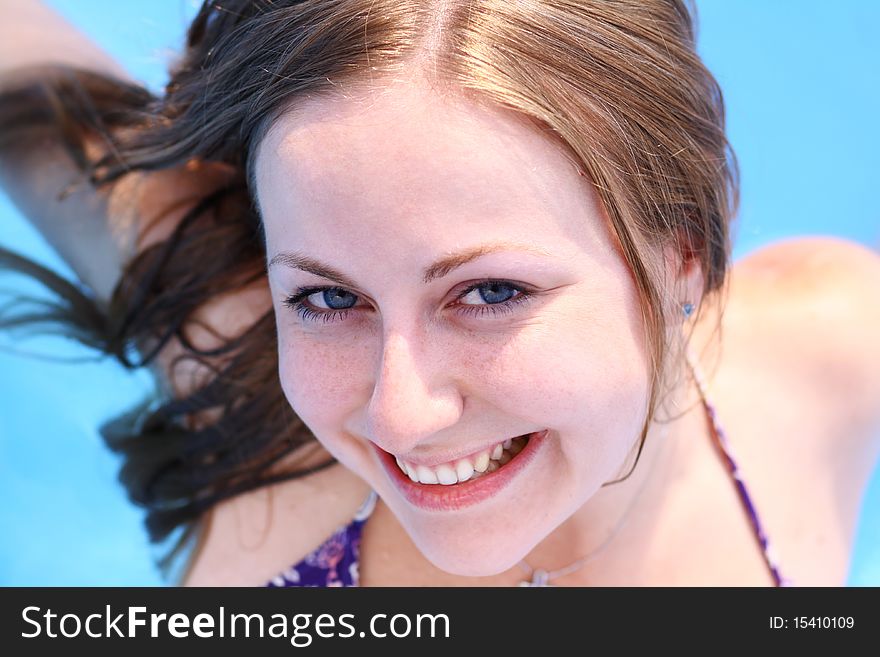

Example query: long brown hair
[0,0,737,578]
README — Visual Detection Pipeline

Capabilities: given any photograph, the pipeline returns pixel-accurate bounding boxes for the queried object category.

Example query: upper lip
[379,431,538,468]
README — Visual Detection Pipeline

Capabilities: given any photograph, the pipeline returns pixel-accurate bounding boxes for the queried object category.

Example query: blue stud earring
[682,302,695,318]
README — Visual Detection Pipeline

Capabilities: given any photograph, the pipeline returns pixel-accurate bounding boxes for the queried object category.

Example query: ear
[662,241,704,323]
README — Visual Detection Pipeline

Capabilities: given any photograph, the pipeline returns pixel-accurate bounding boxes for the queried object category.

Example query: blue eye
[283,279,535,325]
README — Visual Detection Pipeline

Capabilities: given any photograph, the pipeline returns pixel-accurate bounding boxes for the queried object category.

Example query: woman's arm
[0,0,132,81]
[0,0,143,303]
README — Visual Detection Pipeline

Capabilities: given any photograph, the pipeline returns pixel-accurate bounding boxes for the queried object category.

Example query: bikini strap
[684,348,793,587]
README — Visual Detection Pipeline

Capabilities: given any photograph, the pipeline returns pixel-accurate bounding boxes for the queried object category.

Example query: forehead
[254,78,610,257]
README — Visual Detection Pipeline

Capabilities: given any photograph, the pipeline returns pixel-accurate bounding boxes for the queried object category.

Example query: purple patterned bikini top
[266,353,792,587]
[266,487,378,587]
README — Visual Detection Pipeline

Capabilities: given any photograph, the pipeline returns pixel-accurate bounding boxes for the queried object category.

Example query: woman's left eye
[282,279,535,325]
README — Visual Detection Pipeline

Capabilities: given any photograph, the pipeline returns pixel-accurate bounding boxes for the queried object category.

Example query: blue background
[1,1,878,585]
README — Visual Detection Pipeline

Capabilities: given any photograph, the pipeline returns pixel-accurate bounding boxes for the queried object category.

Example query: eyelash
[282,279,535,325]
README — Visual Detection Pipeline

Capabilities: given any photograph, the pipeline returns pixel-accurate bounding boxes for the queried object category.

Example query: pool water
[1,0,877,585]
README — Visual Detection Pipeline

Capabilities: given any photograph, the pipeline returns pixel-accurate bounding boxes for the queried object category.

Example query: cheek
[276,330,369,434]
[475,297,649,429]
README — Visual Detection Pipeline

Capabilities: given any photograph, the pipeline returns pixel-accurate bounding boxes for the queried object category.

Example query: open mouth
[376,430,548,512]
[392,432,535,486]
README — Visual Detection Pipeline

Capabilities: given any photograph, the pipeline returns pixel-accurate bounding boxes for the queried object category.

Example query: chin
[410,528,539,578]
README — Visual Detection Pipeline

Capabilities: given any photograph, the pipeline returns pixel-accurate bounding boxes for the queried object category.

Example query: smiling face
[254,77,666,576]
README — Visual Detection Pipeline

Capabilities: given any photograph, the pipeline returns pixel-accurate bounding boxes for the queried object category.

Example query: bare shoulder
[181,448,371,586]
[709,237,880,584]
[732,236,880,439]
[736,234,880,300]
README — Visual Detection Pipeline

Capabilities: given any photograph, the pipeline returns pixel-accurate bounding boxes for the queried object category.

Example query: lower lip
[373,429,549,512]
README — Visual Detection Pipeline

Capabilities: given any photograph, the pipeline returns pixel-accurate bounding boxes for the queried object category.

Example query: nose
[366,328,462,457]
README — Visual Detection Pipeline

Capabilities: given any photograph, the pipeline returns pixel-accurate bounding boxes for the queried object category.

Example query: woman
[1,0,878,587]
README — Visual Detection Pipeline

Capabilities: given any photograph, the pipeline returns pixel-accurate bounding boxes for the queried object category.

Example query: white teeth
[435,464,458,485]
[395,434,533,485]
[415,465,438,484]
[455,459,475,483]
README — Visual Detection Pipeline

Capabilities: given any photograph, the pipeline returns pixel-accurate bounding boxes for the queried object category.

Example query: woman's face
[255,78,656,576]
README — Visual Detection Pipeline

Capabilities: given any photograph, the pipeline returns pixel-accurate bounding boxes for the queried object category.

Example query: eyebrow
[267,241,553,287]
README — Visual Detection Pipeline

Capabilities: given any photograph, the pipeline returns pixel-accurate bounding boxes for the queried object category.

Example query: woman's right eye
[283,286,359,324]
